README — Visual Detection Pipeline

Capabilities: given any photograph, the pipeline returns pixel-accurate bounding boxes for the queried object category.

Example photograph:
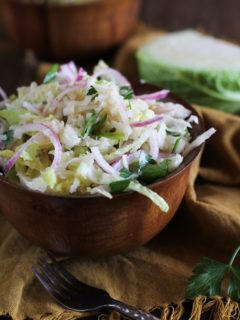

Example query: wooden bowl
[0,0,141,60]
[0,84,204,257]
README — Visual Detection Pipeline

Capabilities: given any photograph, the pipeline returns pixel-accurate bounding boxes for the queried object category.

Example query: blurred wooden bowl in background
[0,0,141,60]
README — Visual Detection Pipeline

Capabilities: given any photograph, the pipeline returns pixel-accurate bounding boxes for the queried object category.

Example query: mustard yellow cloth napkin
[0,30,240,320]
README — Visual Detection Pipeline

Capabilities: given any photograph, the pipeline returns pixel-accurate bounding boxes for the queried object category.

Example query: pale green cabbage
[137,30,240,113]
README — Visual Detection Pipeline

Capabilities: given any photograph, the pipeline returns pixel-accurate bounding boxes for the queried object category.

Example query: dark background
[0,0,239,93]
[141,0,240,40]
[1,0,240,40]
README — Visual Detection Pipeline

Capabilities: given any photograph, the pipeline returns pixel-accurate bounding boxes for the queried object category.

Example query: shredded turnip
[14,123,62,169]
[137,90,169,101]
[48,85,83,113]
[91,147,118,176]
[183,128,216,156]
[0,87,7,101]
[149,130,159,160]
[112,151,142,171]
[4,133,41,174]
[118,101,130,125]
[130,115,164,127]
[22,101,41,115]
[55,85,82,102]
[93,68,131,87]
[58,62,78,85]
[188,115,199,124]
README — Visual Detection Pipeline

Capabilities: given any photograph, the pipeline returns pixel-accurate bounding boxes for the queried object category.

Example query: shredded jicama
[137,90,169,101]
[0,87,7,101]
[183,128,216,156]
[91,147,118,176]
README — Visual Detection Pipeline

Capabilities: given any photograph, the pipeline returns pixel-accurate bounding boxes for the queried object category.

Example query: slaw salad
[0,61,216,212]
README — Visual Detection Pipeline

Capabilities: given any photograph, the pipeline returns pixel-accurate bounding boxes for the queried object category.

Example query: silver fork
[32,255,160,320]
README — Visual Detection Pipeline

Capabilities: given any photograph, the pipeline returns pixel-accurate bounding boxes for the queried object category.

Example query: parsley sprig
[185,245,240,301]
[109,155,171,196]
[119,86,134,100]
[43,64,59,84]
[82,111,107,137]
[87,86,99,101]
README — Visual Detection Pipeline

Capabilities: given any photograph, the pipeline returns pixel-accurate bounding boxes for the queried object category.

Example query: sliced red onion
[22,101,42,115]
[154,105,174,114]
[0,87,7,101]
[91,147,118,176]
[183,128,216,156]
[122,155,129,170]
[188,115,199,124]
[137,90,169,101]
[112,159,123,171]
[109,155,122,166]
[149,130,159,160]
[158,151,176,159]
[130,115,164,128]
[111,151,142,171]
[58,62,78,85]
[67,61,77,74]
[93,68,131,87]
[118,101,130,125]
[46,85,83,115]
[4,133,41,174]
[55,85,82,102]
[76,67,85,82]
[14,123,62,169]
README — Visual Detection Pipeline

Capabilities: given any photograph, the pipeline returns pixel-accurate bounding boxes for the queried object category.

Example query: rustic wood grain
[141,0,240,41]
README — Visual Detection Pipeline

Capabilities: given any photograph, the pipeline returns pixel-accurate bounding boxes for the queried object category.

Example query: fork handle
[110,301,160,320]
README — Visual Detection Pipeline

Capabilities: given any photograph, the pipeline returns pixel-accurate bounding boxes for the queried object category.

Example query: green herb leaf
[185,258,226,299]
[227,266,240,301]
[82,111,107,137]
[87,86,98,96]
[138,153,155,171]
[166,130,181,137]
[5,130,14,146]
[120,167,132,179]
[87,86,99,100]
[110,179,131,193]
[139,159,171,183]
[172,136,181,153]
[98,132,125,141]
[120,86,134,100]
[82,111,99,137]
[185,245,240,301]
[74,146,88,157]
[92,114,107,135]
[43,64,59,84]
[6,167,19,183]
